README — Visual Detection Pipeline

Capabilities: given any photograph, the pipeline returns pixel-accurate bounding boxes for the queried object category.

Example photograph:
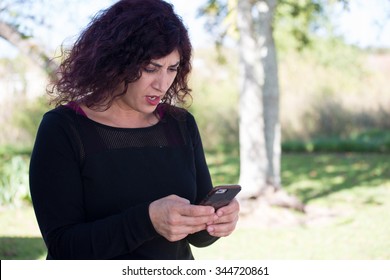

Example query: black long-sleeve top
[29,104,218,259]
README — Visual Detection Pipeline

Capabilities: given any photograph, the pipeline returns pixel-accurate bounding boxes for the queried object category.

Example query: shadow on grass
[206,150,390,205]
[0,236,46,260]
[281,153,390,204]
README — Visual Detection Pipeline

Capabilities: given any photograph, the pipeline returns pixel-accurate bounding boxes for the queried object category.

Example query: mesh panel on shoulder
[94,123,172,149]
[78,114,189,153]
[63,105,190,164]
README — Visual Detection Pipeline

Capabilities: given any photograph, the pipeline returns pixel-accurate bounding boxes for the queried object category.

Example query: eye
[143,67,157,73]
[168,67,179,72]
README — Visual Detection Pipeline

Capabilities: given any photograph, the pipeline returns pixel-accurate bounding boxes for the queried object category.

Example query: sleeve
[184,112,219,247]
[29,111,158,259]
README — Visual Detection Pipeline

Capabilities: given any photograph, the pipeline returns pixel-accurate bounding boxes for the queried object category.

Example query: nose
[152,72,174,93]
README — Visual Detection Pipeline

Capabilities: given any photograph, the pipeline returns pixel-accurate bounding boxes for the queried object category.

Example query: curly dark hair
[49,0,192,110]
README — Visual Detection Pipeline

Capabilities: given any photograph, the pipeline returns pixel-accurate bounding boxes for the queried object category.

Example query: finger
[165,221,210,241]
[184,223,208,234]
[164,223,208,241]
[160,204,216,228]
[167,196,215,218]
[179,204,215,217]
[216,198,240,217]
[173,212,217,227]
[207,220,238,237]
[212,211,238,225]
[207,214,239,236]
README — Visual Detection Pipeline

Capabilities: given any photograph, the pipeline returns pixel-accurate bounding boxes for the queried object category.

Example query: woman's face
[117,49,180,115]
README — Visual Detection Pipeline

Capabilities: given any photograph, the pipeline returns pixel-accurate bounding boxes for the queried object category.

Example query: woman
[29,0,239,260]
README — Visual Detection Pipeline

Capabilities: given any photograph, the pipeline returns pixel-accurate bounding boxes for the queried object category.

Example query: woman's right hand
[149,195,217,242]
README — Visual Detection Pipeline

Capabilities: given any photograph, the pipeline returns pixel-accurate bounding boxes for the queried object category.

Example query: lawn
[1,152,389,259]
[0,206,46,259]
[193,152,390,259]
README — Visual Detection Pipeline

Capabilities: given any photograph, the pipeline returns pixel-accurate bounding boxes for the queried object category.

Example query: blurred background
[0,0,389,259]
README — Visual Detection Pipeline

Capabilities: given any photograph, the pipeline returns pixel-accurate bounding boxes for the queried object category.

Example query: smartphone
[198,184,241,210]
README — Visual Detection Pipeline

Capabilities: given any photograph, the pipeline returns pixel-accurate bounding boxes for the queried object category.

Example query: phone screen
[199,185,241,210]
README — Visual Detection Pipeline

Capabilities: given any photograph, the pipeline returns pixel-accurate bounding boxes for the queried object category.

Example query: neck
[81,103,159,128]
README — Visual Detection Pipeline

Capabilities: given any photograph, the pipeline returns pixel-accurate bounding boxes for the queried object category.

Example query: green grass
[193,201,390,259]
[281,153,390,207]
[0,207,46,259]
[282,131,390,153]
[1,152,389,259]
[193,152,390,259]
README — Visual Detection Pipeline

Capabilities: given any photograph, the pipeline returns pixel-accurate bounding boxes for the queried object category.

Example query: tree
[0,0,60,77]
[236,0,281,198]
[0,20,58,77]
[199,0,339,206]
[0,0,99,78]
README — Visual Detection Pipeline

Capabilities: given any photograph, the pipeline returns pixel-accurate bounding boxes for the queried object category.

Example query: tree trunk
[0,20,58,78]
[237,0,281,198]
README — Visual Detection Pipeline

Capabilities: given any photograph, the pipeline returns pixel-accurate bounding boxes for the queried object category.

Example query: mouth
[146,95,161,106]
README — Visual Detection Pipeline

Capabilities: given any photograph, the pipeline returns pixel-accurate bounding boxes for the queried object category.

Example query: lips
[145,95,161,106]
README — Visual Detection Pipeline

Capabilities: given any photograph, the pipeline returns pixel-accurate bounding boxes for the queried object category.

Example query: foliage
[0,0,43,37]
[286,122,390,153]
[0,53,50,147]
[11,95,50,145]
[282,131,390,153]
[198,0,346,54]
[279,46,390,142]
[189,43,390,153]
[0,153,30,208]
[0,144,33,209]
[0,0,84,38]
[275,0,325,50]
[283,139,388,153]
[190,48,239,150]
[194,0,390,154]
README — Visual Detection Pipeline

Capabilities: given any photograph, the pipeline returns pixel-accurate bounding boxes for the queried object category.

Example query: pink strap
[65,101,87,117]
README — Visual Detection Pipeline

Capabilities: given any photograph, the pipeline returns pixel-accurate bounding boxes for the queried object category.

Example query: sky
[332,0,390,48]
[0,0,389,58]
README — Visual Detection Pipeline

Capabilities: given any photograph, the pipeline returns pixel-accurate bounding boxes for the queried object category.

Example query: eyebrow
[150,61,180,68]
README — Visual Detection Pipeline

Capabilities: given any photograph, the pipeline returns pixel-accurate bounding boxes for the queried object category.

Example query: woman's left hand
[206,198,240,237]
